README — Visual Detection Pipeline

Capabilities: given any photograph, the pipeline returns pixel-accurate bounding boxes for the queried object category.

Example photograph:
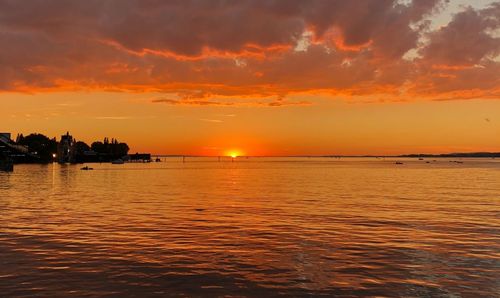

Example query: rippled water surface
[1,158,499,297]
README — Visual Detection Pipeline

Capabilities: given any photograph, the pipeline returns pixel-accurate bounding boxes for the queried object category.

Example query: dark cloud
[0,0,498,102]
[420,3,500,66]
[411,3,500,98]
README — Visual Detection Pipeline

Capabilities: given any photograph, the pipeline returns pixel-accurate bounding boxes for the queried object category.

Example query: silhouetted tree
[91,138,129,158]
[15,133,24,143]
[91,141,105,153]
[115,142,130,157]
[74,141,90,156]
[18,133,57,162]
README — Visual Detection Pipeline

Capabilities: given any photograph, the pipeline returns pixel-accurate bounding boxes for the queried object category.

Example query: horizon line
[150,152,500,158]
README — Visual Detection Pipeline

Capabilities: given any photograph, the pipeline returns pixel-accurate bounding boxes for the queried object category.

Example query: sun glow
[226,150,242,158]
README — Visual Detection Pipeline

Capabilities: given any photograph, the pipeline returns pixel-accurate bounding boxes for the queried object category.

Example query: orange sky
[1,0,499,155]
[2,92,499,156]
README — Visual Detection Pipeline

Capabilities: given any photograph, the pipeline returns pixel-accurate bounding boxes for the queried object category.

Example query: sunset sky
[1,0,499,155]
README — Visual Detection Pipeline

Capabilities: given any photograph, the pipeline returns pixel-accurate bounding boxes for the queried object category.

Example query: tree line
[15,133,129,163]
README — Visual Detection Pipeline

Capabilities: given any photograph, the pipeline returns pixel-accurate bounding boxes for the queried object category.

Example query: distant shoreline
[150,153,500,158]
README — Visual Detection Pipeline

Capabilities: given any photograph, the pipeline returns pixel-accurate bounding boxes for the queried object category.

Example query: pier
[0,133,15,171]
[0,150,14,172]
[0,146,14,172]
[127,153,152,163]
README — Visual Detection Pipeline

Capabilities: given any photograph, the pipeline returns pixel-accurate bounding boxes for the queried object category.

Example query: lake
[1,158,499,297]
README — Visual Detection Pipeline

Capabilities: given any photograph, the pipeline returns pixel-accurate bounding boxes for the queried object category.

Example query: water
[1,158,499,297]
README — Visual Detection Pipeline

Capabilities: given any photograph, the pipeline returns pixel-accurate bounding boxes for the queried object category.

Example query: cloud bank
[0,0,499,103]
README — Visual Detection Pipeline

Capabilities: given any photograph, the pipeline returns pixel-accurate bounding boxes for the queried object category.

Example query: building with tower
[57,132,75,163]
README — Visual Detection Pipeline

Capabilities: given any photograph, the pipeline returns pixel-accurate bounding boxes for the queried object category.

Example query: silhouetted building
[0,134,14,171]
[0,133,11,142]
[0,150,14,172]
[128,153,152,162]
[57,132,75,163]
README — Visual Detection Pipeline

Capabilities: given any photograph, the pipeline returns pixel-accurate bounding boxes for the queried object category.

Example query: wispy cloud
[152,98,234,106]
[56,102,83,107]
[199,118,223,123]
[151,97,311,107]
[94,116,132,120]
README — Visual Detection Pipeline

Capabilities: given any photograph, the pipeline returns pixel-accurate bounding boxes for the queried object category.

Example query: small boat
[419,158,424,161]
[111,159,125,164]
[395,162,404,165]
[81,166,93,171]
[155,158,161,162]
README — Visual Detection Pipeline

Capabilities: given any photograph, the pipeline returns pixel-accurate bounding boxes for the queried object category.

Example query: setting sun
[226,150,242,158]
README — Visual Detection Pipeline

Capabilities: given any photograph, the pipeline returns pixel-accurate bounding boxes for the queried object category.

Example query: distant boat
[395,162,404,165]
[112,159,125,164]
[419,158,424,161]
[81,166,93,171]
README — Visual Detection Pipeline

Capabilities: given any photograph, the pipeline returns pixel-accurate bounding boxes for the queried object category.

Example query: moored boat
[111,159,125,164]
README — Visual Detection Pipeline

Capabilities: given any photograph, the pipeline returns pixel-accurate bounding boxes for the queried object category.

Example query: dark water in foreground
[1,158,499,297]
